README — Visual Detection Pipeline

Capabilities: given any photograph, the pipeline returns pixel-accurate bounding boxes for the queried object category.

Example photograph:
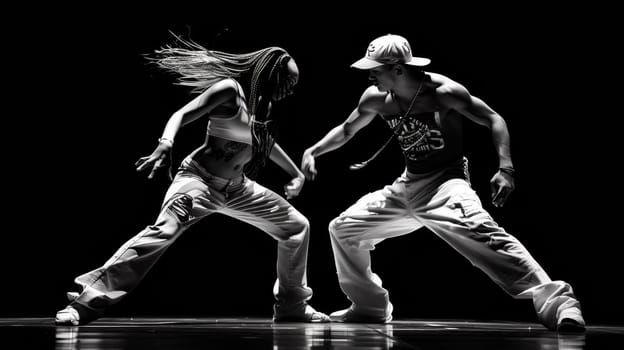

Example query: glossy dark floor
[2,317,622,349]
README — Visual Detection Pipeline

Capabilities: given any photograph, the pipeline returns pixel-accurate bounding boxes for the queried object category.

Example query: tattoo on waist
[212,141,248,161]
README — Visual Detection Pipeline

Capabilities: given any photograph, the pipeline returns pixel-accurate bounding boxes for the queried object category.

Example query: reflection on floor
[1,317,622,350]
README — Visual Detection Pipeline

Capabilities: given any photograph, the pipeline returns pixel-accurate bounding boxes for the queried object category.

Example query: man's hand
[301,149,318,181]
[490,170,515,207]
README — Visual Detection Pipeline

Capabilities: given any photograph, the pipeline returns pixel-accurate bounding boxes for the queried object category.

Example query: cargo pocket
[449,193,484,218]
[165,193,194,224]
[448,192,495,231]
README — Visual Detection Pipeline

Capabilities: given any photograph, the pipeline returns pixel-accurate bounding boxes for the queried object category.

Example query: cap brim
[406,57,431,66]
[351,56,431,69]
[350,57,385,69]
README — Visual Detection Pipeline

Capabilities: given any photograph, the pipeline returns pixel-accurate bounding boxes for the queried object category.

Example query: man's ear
[393,64,403,75]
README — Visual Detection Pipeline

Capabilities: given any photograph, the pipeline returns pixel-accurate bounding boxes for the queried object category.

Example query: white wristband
[158,137,174,146]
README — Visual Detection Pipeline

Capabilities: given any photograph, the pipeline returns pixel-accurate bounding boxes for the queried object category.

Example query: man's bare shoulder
[359,86,388,110]
[428,72,460,91]
[427,72,471,109]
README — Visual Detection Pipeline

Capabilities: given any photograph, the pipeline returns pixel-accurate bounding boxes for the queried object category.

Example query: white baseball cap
[351,34,431,69]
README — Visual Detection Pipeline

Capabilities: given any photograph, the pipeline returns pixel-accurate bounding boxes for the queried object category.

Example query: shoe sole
[557,319,586,333]
[330,315,392,323]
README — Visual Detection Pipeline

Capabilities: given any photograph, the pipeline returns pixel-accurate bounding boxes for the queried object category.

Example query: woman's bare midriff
[190,135,253,179]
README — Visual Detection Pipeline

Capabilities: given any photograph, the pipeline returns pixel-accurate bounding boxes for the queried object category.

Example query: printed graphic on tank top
[382,110,465,176]
[384,111,445,161]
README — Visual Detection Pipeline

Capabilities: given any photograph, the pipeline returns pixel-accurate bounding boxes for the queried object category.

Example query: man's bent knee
[328,216,342,236]
[328,216,360,247]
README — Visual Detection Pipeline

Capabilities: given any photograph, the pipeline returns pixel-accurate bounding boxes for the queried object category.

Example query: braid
[244,51,292,180]
[247,48,289,116]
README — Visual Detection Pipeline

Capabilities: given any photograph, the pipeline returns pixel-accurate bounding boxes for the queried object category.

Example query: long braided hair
[147,32,292,179]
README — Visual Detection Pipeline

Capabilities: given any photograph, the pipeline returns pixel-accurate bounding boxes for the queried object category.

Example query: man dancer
[301,34,585,332]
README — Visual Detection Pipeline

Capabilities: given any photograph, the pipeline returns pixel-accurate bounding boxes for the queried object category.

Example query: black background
[5,4,621,326]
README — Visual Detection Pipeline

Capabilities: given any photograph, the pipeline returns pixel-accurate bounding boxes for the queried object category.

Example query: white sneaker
[55,306,80,326]
[329,307,392,323]
[557,307,585,332]
[273,305,331,323]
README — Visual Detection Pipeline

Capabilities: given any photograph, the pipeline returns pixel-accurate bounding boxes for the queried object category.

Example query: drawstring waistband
[180,156,245,196]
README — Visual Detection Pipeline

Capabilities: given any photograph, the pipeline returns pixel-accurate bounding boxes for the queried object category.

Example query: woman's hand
[135,140,173,181]
[284,175,305,200]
